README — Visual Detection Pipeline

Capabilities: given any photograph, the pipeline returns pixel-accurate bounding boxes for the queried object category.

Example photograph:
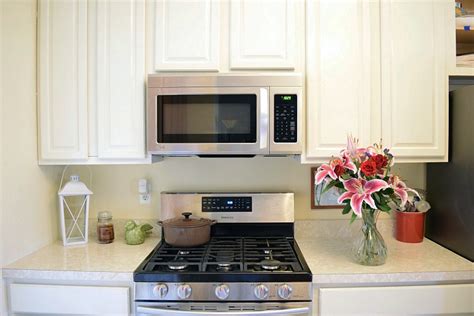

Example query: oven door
[147,87,269,156]
[136,302,312,316]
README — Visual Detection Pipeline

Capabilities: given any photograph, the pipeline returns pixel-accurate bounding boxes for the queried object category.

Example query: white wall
[77,159,425,221]
[1,0,62,266]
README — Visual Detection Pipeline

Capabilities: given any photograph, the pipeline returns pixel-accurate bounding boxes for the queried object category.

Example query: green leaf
[321,180,337,194]
[373,193,381,203]
[342,203,351,215]
[350,212,358,224]
[378,203,392,212]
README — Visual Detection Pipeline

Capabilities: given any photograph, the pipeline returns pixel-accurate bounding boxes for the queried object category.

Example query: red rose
[372,154,388,169]
[360,159,377,177]
[372,154,388,175]
[334,164,345,177]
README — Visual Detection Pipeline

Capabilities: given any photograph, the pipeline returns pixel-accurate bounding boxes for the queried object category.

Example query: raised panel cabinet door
[38,0,88,161]
[94,0,146,159]
[304,0,379,162]
[154,0,219,71]
[230,0,295,69]
[319,284,474,315]
[381,0,449,161]
[9,283,130,315]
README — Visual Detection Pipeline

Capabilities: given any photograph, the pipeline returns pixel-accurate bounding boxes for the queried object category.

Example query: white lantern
[58,175,93,246]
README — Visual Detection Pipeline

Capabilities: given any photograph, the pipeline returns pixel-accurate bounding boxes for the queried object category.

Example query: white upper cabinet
[94,0,146,159]
[304,0,450,163]
[153,0,219,71]
[38,0,149,165]
[38,0,88,161]
[304,0,379,162]
[380,0,449,162]
[230,0,295,69]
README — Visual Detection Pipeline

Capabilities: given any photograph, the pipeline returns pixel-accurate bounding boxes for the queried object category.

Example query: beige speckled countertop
[2,237,160,282]
[3,220,473,285]
[295,220,473,285]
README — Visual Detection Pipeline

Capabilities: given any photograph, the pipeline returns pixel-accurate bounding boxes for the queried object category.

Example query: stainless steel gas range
[134,192,312,316]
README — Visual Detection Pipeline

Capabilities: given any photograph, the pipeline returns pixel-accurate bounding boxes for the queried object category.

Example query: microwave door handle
[259,88,269,151]
[136,306,310,316]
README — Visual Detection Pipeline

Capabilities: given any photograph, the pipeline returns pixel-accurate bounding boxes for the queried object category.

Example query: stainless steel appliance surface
[426,79,474,261]
[147,74,303,157]
[134,192,313,316]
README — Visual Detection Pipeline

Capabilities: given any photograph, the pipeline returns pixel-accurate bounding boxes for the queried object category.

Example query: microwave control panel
[274,94,297,143]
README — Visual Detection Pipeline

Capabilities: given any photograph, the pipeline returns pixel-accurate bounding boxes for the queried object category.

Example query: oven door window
[157,94,257,143]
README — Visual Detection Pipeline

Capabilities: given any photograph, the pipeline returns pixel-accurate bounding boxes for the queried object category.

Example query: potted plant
[394,193,431,243]
[315,136,419,266]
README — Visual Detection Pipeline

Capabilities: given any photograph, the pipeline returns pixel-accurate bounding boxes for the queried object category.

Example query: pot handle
[182,212,192,220]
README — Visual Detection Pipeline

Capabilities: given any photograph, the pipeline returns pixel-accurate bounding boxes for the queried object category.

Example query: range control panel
[274,94,297,143]
[202,196,252,212]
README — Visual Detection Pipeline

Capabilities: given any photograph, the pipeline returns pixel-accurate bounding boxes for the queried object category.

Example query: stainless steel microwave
[147,74,303,157]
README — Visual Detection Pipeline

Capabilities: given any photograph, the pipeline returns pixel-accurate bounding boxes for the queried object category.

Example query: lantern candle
[58,175,93,246]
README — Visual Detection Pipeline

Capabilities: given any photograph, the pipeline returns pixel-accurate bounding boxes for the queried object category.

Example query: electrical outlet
[139,193,151,204]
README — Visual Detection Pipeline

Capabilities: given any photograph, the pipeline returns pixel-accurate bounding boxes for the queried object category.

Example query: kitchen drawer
[9,283,130,315]
[318,284,474,315]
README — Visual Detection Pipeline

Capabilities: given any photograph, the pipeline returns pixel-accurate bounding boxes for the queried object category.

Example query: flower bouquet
[315,136,418,265]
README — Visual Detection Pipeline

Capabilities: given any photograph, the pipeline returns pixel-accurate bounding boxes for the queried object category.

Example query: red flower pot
[395,210,426,243]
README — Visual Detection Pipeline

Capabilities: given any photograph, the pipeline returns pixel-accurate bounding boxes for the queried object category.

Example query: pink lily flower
[315,164,337,185]
[389,176,419,207]
[337,178,389,217]
[343,135,367,160]
[315,153,357,185]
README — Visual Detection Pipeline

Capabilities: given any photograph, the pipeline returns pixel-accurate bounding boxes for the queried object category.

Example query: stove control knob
[254,284,269,300]
[152,283,168,299]
[277,284,293,300]
[215,284,230,300]
[177,284,192,300]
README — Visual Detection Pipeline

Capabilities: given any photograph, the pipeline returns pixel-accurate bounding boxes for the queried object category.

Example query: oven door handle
[136,306,309,315]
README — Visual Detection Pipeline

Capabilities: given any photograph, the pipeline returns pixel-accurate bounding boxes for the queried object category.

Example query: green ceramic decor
[125,220,153,245]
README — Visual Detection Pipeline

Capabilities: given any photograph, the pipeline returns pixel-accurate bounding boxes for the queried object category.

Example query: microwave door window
[157,94,257,143]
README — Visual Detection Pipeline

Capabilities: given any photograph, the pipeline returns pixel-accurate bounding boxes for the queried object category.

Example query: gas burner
[167,251,192,271]
[260,259,282,271]
[216,263,233,272]
[168,261,188,271]
[216,251,235,262]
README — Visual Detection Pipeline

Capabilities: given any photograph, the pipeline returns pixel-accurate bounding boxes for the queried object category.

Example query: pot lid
[164,212,213,228]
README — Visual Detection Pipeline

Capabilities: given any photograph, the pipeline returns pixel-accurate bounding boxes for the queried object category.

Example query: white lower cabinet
[315,284,474,316]
[9,283,130,315]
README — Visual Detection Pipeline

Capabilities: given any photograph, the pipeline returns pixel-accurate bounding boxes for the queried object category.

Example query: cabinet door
[381,0,449,161]
[9,283,130,315]
[304,0,379,162]
[38,0,88,161]
[154,0,219,71]
[93,0,146,159]
[230,0,295,69]
[319,284,474,315]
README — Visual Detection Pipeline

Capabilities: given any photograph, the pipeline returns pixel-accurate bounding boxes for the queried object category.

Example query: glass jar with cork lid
[97,211,114,244]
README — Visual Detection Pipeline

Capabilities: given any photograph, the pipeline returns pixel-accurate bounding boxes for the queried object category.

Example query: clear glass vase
[352,208,387,266]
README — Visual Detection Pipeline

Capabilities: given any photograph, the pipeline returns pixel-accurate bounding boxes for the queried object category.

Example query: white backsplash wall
[77,158,426,221]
